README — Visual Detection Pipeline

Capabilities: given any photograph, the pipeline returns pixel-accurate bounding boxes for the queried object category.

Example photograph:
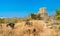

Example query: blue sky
[0,0,60,18]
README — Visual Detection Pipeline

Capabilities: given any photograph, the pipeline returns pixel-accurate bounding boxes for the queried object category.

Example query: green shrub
[0,18,4,23]
[59,26,60,30]
[30,13,41,20]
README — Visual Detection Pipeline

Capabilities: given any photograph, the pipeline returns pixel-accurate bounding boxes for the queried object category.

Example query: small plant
[59,26,60,30]
[0,18,4,24]
[30,13,41,20]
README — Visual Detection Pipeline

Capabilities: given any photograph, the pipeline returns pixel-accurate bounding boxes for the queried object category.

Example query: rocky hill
[0,20,56,36]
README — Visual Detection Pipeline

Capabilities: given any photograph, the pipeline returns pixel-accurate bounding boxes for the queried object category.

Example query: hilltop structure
[37,7,48,21]
[0,7,55,23]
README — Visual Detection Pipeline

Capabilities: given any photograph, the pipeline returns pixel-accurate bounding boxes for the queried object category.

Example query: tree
[37,14,41,20]
[30,13,37,19]
[30,13,41,20]
[55,10,60,20]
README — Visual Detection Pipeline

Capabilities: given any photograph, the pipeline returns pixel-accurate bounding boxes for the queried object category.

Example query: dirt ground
[0,20,57,36]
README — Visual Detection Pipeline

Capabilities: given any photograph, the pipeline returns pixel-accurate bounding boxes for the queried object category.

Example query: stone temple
[38,7,48,21]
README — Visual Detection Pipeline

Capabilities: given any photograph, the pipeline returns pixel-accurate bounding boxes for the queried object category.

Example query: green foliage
[30,13,41,20]
[26,18,33,21]
[0,18,4,23]
[59,26,60,30]
[30,13,37,19]
[9,19,17,23]
[55,10,60,20]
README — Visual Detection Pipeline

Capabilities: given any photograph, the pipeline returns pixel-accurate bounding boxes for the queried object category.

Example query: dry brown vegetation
[0,20,57,36]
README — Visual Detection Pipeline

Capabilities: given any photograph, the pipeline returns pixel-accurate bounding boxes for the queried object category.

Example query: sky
[0,0,60,18]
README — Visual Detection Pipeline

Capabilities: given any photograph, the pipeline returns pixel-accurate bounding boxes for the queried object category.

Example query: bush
[59,26,60,30]
[0,18,4,23]
[30,13,41,20]
[9,19,17,23]
[55,10,60,20]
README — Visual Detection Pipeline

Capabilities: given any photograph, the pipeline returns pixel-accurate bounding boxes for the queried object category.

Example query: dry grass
[0,20,57,36]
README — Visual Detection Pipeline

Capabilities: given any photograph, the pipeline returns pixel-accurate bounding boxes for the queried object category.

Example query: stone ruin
[37,7,48,21]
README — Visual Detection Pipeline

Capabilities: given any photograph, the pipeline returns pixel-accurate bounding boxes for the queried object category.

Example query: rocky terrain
[0,20,57,36]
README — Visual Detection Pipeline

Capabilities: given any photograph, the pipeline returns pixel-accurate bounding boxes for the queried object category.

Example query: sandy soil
[0,20,56,36]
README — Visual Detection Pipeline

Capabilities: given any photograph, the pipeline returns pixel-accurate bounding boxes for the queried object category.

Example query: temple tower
[38,7,48,21]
